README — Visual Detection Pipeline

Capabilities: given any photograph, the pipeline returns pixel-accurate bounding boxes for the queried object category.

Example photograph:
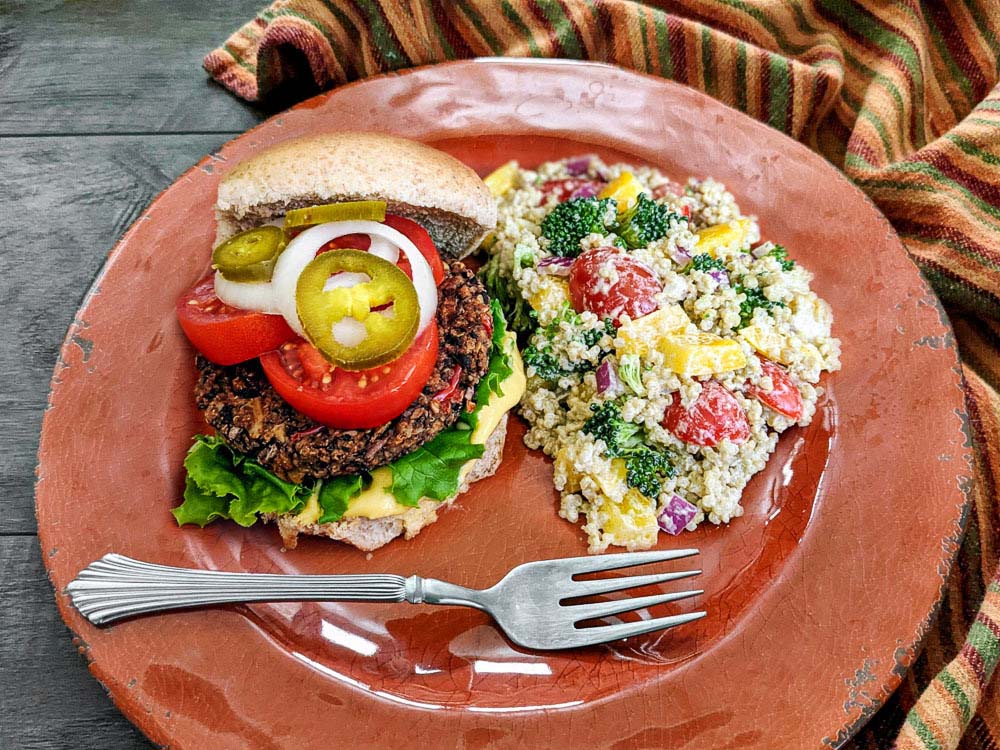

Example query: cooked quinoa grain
[481,156,841,552]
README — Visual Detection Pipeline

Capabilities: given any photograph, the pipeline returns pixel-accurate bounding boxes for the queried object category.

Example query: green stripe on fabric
[939,668,975,723]
[947,134,1000,167]
[859,163,1000,224]
[820,0,923,81]
[637,10,650,73]
[221,43,257,73]
[845,150,878,170]
[921,267,1000,320]
[897,230,1000,273]
[701,26,714,94]
[966,0,1000,61]
[273,6,352,72]
[924,3,975,105]
[976,101,1000,111]
[989,580,1000,595]
[906,709,942,750]
[767,55,791,131]
[352,0,408,67]
[455,0,505,54]
[735,41,747,113]
[652,10,672,78]
[425,10,456,58]
[968,620,1000,668]
[501,1,543,57]
[537,0,584,58]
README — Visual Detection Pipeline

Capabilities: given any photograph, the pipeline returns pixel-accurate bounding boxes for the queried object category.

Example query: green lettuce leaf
[172,435,308,527]
[318,474,365,524]
[388,428,486,506]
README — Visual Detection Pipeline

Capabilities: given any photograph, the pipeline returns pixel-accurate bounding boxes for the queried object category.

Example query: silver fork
[67,550,704,650]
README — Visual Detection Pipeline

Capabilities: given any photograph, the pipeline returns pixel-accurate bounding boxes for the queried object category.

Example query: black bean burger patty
[194,261,493,483]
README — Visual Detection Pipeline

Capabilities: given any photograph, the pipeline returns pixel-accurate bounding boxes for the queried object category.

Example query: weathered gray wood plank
[1,0,269,134]
[0,536,150,749]
[0,134,235,534]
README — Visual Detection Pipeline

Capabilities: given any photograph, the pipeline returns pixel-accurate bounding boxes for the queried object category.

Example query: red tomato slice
[662,381,750,447]
[746,356,804,420]
[316,214,445,285]
[541,178,604,203]
[176,275,295,365]
[259,322,440,430]
[568,247,662,325]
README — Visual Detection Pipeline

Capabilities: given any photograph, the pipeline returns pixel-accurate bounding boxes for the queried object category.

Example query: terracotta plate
[37,60,972,749]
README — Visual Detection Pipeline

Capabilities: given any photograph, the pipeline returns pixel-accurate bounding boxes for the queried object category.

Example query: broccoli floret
[479,254,536,336]
[682,254,727,274]
[583,401,643,455]
[616,194,684,249]
[522,344,593,382]
[583,401,674,498]
[764,245,795,271]
[540,197,617,257]
[581,317,616,348]
[624,447,675,499]
[617,354,645,395]
[735,284,786,329]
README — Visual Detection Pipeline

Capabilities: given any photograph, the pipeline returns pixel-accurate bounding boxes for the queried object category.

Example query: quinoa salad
[479,156,841,553]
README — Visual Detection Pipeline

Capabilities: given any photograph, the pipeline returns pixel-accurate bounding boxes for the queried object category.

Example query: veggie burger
[172,133,525,551]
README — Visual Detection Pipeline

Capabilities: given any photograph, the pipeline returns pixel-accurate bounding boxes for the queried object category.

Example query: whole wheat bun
[215,132,497,259]
[263,414,509,552]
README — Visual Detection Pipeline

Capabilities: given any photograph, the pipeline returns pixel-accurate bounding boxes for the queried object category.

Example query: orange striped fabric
[205,3,1000,747]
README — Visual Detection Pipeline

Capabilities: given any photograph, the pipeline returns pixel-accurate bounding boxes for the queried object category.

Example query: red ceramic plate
[37,60,972,748]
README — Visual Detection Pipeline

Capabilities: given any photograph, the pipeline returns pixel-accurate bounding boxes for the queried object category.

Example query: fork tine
[573,611,707,647]
[567,589,703,622]
[566,570,701,599]
[563,549,699,576]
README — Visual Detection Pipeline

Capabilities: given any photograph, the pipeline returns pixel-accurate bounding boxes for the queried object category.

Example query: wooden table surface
[1,2,274,746]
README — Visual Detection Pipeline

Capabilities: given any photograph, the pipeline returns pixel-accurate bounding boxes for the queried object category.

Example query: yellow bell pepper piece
[598,171,646,214]
[601,490,659,549]
[696,219,751,256]
[483,161,519,198]
[658,332,747,376]
[738,323,788,363]
[615,305,691,357]
[527,277,571,315]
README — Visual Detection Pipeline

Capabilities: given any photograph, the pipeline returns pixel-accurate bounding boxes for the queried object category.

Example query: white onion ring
[213,272,283,315]
[270,220,438,338]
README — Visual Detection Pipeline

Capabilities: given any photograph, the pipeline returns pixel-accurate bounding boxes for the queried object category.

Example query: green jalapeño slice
[283,200,387,232]
[212,225,285,282]
[295,250,419,370]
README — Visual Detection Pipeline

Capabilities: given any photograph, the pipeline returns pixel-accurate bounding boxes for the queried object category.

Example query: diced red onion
[537,256,574,277]
[595,360,622,395]
[657,495,698,535]
[708,268,730,286]
[565,156,594,176]
[670,246,692,265]
[569,183,600,200]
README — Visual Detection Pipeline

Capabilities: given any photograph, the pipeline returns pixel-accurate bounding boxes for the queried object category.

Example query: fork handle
[67,554,412,626]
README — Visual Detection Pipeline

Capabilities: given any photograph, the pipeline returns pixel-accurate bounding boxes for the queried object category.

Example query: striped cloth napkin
[205,2,1000,747]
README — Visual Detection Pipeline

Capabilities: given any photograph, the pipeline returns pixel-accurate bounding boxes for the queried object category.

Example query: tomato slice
[176,275,295,365]
[662,381,750,446]
[315,214,445,285]
[259,321,440,429]
[541,178,604,203]
[746,356,804,420]
[568,246,662,325]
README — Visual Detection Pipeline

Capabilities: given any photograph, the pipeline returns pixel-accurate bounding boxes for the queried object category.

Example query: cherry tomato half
[259,322,440,430]
[568,247,662,325]
[541,178,604,203]
[746,356,804,420]
[662,381,750,447]
[176,275,295,365]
